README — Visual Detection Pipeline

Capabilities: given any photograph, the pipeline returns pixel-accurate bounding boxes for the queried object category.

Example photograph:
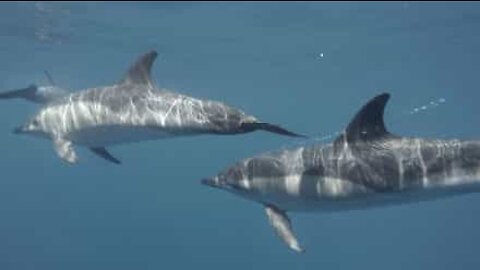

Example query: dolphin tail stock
[241,122,307,138]
[0,84,37,100]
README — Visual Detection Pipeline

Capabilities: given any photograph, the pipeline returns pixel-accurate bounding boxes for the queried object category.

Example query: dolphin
[13,50,304,164]
[202,93,480,253]
[0,71,68,104]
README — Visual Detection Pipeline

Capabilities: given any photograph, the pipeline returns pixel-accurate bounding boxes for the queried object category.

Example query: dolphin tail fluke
[242,122,306,138]
[0,85,37,100]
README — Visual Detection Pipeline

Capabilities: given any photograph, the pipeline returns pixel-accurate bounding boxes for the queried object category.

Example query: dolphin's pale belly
[65,125,179,147]
[50,108,207,147]
[248,174,480,212]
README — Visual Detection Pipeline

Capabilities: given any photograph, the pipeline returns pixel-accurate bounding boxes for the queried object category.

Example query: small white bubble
[421,106,427,110]
[438,98,446,103]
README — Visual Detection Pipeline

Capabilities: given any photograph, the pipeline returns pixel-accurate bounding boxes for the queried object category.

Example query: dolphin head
[201,162,253,195]
[202,155,288,199]
[13,115,49,138]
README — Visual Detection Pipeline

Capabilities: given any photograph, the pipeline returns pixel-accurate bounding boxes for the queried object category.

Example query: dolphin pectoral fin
[53,137,78,164]
[265,205,304,253]
[89,147,121,165]
[242,122,307,138]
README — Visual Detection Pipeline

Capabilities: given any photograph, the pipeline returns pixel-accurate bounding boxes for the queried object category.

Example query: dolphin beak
[201,177,220,188]
[12,126,24,135]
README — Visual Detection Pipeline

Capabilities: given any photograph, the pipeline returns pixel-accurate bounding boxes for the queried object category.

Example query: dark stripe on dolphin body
[240,122,306,138]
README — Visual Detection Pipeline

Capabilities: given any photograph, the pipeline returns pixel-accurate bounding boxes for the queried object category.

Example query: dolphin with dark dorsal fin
[13,50,304,164]
[202,93,480,253]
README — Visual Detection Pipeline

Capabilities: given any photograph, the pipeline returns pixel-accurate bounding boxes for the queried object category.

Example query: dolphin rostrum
[13,50,304,164]
[202,93,480,253]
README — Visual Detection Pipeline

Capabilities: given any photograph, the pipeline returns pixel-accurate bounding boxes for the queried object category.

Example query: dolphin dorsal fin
[337,93,392,144]
[120,50,158,87]
[44,70,56,86]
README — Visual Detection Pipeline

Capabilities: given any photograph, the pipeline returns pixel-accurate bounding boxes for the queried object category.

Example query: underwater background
[0,1,480,269]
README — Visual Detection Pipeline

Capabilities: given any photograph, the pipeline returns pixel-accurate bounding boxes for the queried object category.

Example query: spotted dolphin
[202,93,480,253]
[13,50,304,164]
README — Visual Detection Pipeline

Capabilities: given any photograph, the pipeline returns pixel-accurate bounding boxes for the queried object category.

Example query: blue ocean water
[1,1,480,269]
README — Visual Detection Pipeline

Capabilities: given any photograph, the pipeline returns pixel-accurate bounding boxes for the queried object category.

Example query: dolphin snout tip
[12,126,23,135]
[201,177,217,188]
[201,178,212,186]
